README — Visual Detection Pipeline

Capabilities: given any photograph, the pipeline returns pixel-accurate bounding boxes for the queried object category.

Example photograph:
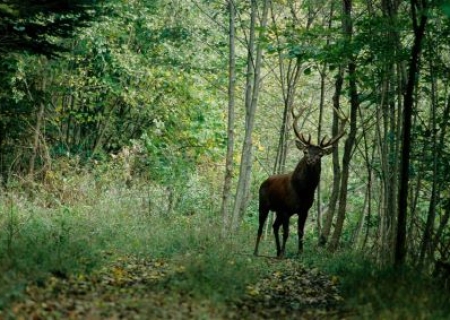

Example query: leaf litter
[6,257,353,319]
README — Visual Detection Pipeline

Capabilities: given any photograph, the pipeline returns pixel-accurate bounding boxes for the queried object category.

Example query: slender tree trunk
[419,59,438,267]
[328,0,359,252]
[379,66,399,264]
[328,63,358,251]
[320,66,344,246]
[316,67,326,238]
[27,73,47,181]
[29,101,45,180]
[231,0,269,231]
[421,73,450,265]
[378,0,401,266]
[431,93,450,254]
[316,3,336,241]
[353,107,375,249]
[396,0,428,267]
[221,0,236,234]
[269,2,302,175]
[378,75,390,259]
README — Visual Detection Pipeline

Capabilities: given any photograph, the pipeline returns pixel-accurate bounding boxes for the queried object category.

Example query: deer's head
[293,112,346,166]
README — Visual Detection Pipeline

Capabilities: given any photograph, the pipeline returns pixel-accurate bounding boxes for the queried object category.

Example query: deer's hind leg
[281,215,290,258]
[254,205,270,256]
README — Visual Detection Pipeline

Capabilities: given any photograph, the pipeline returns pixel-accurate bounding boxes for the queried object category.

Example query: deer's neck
[291,158,321,194]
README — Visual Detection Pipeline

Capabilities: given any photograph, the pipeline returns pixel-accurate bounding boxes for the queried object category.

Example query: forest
[1,0,450,318]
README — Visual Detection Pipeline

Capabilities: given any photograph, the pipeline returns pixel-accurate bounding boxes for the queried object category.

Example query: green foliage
[441,1,450,17]
[0,0,227,178]
[0,0,104,56]
[302,249,450,319]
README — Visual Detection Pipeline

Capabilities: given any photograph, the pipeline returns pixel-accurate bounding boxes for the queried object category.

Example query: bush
[301,249,450,319]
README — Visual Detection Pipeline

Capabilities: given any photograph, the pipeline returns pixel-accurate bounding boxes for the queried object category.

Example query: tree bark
[269,2,302,175]
[396,0,428,267]
[431,93,450,255]
[231,0,269,231]
[418,58,438,267]
[320,66,344,246]
[221,0,236,234]
[328,0,359,252]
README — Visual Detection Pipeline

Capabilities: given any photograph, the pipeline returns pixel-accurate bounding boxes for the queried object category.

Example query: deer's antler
[292,108,311,145]
[319,130,346,148]
[320,107,348,148]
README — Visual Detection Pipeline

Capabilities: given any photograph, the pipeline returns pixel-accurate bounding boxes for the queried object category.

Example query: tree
[0,0,103,56]
[221,0,237,233]
[328,0,359,252]
[396,0,428,267]
[0,0,107,179]
[231,0,270,231]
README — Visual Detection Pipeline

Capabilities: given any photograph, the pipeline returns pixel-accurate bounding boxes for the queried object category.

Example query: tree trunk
[328,0,359,252]
[221,0,236,234]
[328,63,358,251]
[269,2,302,175]
[28,101,45,180]
[316,66,326,238]
[353,107,375,250]
[431,93,450,255]
[27,73,47,181]
[231,0,269,231]
[421,67,450,265]
[396,0,428,267]
[316,0,337,241]
[320,66,344,246]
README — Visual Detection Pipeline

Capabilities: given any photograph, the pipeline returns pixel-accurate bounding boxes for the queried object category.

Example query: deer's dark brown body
[254,119,345,258]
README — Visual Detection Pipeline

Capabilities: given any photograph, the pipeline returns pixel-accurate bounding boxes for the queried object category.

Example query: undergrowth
[1,170,449,319]
[302,249,450,319]
[0,173,265,310]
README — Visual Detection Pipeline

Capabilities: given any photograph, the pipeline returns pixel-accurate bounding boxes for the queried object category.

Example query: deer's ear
[322,147,334,155]
[295,140,307,150]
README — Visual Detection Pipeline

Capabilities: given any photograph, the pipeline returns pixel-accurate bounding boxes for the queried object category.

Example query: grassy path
[6,256,352,319]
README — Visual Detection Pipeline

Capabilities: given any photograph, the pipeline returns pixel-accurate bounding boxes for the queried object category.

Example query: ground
[5,256,354,319]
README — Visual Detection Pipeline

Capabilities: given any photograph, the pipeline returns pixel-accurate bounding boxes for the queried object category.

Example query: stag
[254,114,345,258]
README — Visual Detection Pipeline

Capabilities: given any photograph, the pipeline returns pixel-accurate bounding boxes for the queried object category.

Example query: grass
[0,178,267,311]
[1,174,449,318]
[300,248,450,319]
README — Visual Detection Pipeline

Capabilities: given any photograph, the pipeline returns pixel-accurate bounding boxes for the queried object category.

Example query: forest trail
[7,257,353,319]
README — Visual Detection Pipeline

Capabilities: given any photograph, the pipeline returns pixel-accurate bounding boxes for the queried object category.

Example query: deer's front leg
[280,217,290,259]
[297,212,308,255]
